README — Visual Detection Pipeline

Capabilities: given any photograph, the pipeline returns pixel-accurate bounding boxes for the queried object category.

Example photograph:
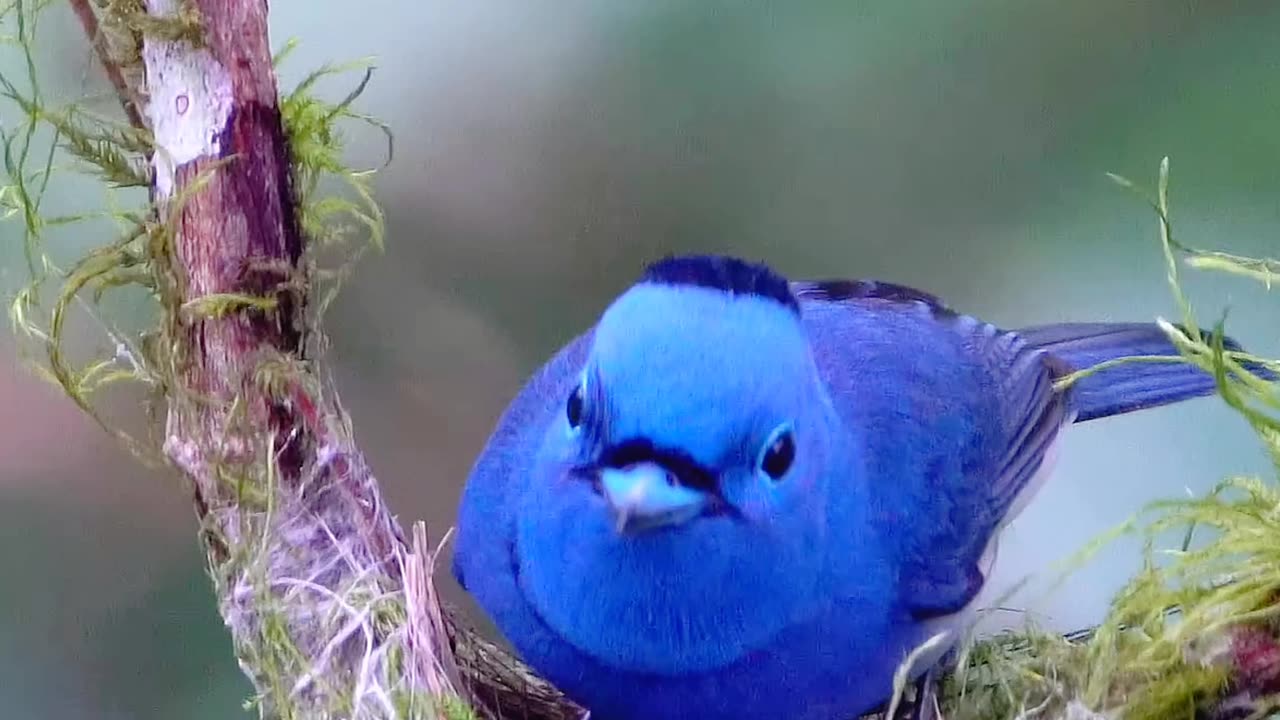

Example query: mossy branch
[1,2,579,719]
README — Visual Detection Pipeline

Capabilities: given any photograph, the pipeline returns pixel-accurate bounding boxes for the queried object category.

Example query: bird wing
[793,280,1074,620]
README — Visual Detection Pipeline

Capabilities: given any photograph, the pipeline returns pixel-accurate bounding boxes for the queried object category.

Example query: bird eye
[566,382,585,430]
[759,425,796,480]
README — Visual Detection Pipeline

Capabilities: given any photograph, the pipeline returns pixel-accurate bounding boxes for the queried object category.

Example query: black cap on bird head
[639,255,800,316]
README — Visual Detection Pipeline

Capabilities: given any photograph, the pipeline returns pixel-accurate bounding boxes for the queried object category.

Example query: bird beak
[599,462,708,535]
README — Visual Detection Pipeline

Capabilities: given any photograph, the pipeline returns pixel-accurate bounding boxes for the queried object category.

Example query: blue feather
[1016,322,1272,422]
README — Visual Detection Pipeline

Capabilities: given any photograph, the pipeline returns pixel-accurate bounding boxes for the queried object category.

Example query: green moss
[94,0,204,56]
[275,40,390,321]
[0,4,463,719]
[1,0,389,455]
[932,161,1280,720]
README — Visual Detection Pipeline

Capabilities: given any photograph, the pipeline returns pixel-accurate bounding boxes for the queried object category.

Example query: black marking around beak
[573,438,740,518]
[598,438,718,493]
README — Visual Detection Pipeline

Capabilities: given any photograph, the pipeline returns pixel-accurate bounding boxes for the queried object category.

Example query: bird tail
[1015,322,1273,423]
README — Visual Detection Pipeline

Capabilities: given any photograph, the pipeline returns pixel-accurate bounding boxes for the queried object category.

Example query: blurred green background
[2,1,1279,717]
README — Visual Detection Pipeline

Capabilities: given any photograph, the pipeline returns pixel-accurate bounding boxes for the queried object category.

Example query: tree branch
[138,0,461,715]
[38,1,584,717]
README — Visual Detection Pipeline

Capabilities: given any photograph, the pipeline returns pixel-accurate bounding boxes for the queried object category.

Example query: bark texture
[140,0,461,716]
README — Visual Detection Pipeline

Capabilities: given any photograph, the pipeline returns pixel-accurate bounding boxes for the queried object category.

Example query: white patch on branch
[163,434,202,477]
[141,0,234,198]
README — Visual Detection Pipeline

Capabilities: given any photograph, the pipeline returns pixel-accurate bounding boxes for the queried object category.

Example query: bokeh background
[2,1,1279,717]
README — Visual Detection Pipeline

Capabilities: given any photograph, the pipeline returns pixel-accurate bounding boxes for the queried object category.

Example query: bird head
[513,256,852,675]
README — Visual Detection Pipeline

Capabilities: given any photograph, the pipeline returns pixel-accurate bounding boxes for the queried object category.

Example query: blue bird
[452,254,1256,720]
